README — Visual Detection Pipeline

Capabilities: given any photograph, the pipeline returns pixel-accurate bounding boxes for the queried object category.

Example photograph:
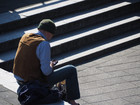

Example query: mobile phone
[52,60,58,65]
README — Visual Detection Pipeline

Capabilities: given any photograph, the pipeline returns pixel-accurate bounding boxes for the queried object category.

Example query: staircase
[0,0,140,72]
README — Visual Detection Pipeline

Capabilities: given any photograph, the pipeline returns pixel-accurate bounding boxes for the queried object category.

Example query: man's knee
[66,65,77,75]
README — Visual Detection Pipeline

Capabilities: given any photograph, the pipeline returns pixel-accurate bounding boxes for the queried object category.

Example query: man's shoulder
[20,33,46,46]
[38,41,50,47]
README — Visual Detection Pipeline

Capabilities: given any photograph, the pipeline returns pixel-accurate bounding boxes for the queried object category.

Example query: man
[13,19,80,105]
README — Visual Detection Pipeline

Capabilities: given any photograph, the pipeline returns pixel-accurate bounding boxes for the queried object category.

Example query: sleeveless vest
[13,33,47,82]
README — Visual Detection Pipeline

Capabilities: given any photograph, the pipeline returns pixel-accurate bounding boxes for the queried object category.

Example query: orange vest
[13,33,47,82]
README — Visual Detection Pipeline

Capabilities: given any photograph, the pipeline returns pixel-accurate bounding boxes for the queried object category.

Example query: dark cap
[38,19,56,34]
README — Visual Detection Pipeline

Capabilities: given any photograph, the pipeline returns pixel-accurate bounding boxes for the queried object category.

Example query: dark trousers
[47,65,80,100]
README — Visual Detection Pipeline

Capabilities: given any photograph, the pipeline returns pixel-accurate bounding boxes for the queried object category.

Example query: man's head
[38,19,56,34]
[38,19,56,40]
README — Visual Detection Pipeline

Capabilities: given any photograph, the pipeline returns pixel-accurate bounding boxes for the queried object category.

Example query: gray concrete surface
[76,44,140,105]
[0,44,140,105]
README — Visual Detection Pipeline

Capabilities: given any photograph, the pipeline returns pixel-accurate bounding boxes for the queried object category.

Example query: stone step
[0,0,117,33]
[51,15,140,57]
[0,69,70,105]
[0,1,139,53]
[0,67,70,105]
[55,31,140,69]
[0,15,139,71]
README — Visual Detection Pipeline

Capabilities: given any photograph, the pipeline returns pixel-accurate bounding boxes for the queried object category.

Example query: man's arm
[36,41,53,76]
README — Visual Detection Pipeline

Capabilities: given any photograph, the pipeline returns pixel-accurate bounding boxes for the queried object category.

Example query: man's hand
[50,60,58,68]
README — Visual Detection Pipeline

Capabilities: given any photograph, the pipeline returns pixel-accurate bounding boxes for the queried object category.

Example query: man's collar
[35,30,47,40]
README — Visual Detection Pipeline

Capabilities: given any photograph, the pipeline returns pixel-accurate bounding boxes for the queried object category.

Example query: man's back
[13,33,45,82]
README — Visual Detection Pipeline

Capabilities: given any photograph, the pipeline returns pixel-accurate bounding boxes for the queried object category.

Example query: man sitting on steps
[13,19,80,105]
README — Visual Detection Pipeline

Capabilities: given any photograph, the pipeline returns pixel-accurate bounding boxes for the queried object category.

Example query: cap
[38,19,56,34]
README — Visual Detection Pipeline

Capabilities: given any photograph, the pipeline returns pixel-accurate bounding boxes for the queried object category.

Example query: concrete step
[55,31,140,69]
[0,15,139,71]
[51,15,140,57]
[0,1,139,53]
[0,0,117,33]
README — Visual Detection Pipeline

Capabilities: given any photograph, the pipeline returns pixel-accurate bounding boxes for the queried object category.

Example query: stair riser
[0,60,13,72]
[0,38,20,53]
